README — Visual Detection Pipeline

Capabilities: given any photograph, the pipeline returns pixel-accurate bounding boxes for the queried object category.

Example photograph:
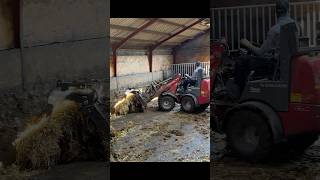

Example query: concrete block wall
[0,0,109,90]
[0,0,109,164]
[117,55,150,76]
[174,32,210,64]
[110,71,163,90]
[109,51,173,76]
[22,0,107,47]
[109,50,173,90]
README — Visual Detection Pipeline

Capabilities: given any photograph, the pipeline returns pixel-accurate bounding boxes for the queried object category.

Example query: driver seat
[272,22,298,81]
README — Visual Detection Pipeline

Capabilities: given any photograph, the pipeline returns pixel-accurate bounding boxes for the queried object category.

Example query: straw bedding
[13,100,82,169]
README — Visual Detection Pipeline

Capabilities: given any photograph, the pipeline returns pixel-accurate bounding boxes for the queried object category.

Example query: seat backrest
[277,22,298,81]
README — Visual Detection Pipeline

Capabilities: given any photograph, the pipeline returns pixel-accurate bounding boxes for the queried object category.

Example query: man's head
[276,0,289,17]
[195,61,201,67]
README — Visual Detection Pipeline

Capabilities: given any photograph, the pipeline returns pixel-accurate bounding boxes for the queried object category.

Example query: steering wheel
[239,39,261,56]
[185,74,192,80]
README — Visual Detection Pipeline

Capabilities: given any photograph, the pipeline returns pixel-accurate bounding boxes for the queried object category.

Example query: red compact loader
[211,23,320,160]
[135,73,210,113]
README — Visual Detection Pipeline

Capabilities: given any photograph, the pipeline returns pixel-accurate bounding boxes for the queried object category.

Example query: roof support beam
[172,28,210,64]
[146,18,205,67]
[173,28,210,52]
[149,18,204,32]
[112,18,158,50]
[149,18,205,51]
[110,24,190,38]
[111,37,180,45]
[112,18,158,77]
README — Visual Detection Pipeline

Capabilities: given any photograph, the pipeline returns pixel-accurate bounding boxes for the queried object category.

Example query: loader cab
[240,22,298,111]
[185,78,210,98]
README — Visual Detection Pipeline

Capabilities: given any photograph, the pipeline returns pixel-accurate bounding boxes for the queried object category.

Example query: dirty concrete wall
[23,38,107,84]
[110,71,163,90]
[0,0,109,165]
[153,55,173,71]
[174,32,210,64]
[110,52,173,77]
[22,0,107,47]
[117,56,149,76]
[0,0,109,89]
[21,0,108,84]
[109,50,173,91]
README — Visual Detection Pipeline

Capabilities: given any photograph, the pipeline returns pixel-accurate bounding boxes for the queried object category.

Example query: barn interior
[109,18,211,162]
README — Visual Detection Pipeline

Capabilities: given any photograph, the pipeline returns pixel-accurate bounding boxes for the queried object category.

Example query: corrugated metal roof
[145,22,180,34]
[110,18,210,50]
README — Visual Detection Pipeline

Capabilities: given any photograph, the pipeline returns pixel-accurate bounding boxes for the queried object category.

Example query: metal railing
[170,62,210,78]
[211,1,320,50]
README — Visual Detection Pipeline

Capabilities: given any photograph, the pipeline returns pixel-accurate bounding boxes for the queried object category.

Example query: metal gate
[211,1,320,50]
[171,62,210,77]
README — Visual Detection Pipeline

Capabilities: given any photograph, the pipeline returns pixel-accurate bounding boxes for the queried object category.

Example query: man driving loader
[233,0,296,96]
[182,61,204,92]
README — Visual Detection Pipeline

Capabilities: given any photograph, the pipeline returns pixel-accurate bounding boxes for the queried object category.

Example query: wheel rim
[162,99,172,110]
[242,126,259,146]
[182,98,193,111]
[184,101,192,111]
[235,125,259,152]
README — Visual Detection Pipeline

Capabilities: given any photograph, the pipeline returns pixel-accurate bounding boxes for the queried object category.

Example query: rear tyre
[226,109,273,161]
[158,96,175,111]
[181,96,196,113]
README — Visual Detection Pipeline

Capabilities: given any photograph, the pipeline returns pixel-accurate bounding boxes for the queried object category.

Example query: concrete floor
[110,99,210,162]
[211,132,320,180]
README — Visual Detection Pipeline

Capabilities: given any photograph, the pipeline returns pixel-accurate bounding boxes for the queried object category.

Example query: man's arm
[240,29,276,56]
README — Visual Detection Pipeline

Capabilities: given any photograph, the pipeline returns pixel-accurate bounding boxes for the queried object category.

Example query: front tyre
[158,96,175,111]
[226,109,273,161]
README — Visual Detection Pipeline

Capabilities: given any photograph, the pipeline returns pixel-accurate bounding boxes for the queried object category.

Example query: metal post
[294,4,297,20]
[19,0,25,90]
[148,48,152,72]
[218,10,221,38]
[307,4,311,46]
[301,4,304,36]
[225,9,228,38]
[256,7,259,43]
[313,3,316,46]
[269,6,272,30]
[262,7,265,38]
[250,8,253,41]
[244,8,247,39]
[112,49,117,77]
[237,8,240,49]
[231,9,234,49]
